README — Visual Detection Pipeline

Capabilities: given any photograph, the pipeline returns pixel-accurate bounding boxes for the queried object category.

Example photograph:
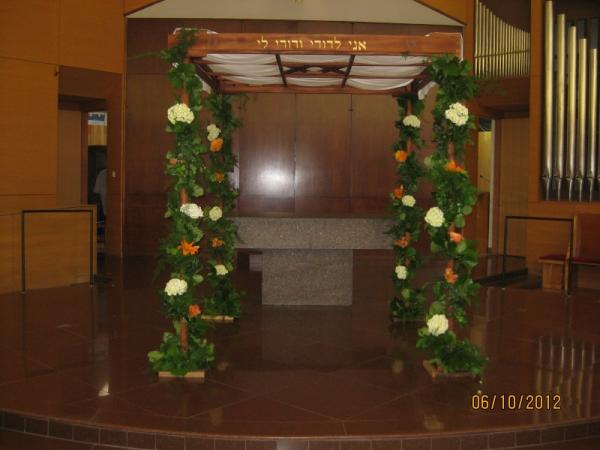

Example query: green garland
[202,94,244,318]
[389,93,426,321]
[148,29,215,376]
[417,55,486,375]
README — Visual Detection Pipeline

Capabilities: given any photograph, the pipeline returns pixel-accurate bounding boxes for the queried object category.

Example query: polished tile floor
[0,252,598,440]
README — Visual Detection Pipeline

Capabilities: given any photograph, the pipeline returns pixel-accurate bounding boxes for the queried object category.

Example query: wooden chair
[539,214,600,291]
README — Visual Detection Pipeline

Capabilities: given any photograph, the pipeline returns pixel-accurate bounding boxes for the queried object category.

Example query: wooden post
[180,317,189,352]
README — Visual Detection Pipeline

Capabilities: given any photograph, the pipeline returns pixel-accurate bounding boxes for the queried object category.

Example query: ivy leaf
[193,274,204,284]
[431,241,443,253]
[164,209,172,218]
[456,240,467,254]
[462,205,473,215]
[191,185,204,197]
[401,288,411,299]
[455,214,466,228]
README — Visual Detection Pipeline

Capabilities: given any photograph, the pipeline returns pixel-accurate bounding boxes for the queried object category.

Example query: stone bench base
[262,249,352,306]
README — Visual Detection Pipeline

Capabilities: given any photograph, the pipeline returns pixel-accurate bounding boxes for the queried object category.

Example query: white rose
[395,265,408,280]
[208,206,222,221]
[425,207,445,228]
[401,195,416,207]
[427,314,449,336]
[206,124,221,142]
[167,103,194,124]
[444,102,469,126]
[164,278,188,296]
[402,114,421,128]
[215,264,228,276]
[180,203,203,219]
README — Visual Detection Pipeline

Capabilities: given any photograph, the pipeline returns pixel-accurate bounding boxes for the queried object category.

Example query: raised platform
[0,254,599,450]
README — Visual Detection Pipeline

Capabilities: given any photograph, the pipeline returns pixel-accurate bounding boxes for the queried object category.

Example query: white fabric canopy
[201,47,432,94]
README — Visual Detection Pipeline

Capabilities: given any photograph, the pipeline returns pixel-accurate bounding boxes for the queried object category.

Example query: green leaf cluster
[202,93,245,318]
[388,93,426,321]
[416,329,487,375]
[418,55,486,375]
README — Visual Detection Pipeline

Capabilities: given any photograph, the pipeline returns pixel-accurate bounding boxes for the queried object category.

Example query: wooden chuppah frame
[168,30,462,95]
[158,29,463,379]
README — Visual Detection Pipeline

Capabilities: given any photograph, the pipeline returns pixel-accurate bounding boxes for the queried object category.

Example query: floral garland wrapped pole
[148,29,214,377]
[202,95,243,320]
[389,93,426,321]
[417,55,486,376]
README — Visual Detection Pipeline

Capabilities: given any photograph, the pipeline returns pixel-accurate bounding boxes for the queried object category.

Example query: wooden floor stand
[158,370,205,381]
[203,315,235,323]
[422,360,478,382]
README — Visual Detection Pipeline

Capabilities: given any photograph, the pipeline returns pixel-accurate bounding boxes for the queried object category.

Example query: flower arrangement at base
[388,93,426,322]
[416,313,486,376]
[417,55,487,376]
[148,28,216,377]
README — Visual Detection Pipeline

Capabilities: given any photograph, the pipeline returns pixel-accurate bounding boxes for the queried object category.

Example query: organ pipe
[542,0,554,199]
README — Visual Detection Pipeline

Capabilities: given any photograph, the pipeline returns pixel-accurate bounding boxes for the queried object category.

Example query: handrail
[21,208,95,293]
[502,215,574,292]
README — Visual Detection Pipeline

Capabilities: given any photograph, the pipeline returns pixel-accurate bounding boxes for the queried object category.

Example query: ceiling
[128,0,461,26]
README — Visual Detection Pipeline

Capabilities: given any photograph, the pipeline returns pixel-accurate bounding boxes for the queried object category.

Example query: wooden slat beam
[218,82,410,95]
[195,59,430,68]
[195,63,219,93]
[275,54,287,87]
[209,72,426,80]
[342,55,355,87]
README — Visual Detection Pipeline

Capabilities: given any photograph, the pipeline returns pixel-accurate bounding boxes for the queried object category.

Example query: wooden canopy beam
[219,83,410,95]
[342,55,355,87]
[170,31,462,57]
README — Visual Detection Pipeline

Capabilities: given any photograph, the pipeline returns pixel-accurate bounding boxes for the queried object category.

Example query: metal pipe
[587,47,597,200]
[554,14,566,199]
[543,1,554,199]
[576,38,587,201]
[566,26,577,200]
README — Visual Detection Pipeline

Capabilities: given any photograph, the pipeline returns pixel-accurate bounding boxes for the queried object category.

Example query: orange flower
[444,159,466,174]
[211,237,225,248]
[210,138,223,152]
[393,186,405,199]
[178,239,199,256]
[215,172,225,183]
[395,150,408,163]
[448,231,464,243]
[395,232,411,248]
[188,304,201,318]
[444,266,458,284]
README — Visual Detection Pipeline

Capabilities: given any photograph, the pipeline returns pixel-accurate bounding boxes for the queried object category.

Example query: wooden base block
[422,360,478,382]
[203,315,235,323]
[158,370,205,380]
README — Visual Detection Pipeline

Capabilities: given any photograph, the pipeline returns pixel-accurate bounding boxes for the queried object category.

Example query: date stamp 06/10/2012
[471,393,562,411]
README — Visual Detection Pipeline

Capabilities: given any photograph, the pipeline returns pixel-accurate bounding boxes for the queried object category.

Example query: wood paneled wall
[58,110,83,207]
[125,19,461,255]
[0,0,126,292]
[496,117,530,256]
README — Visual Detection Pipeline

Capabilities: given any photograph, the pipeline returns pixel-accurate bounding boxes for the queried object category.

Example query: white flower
[167,103,194,124]
[180,203,203,219]
[206,124,221,142]
[427,314,449,336]
[401,195,416,207]
[425,207,445,228]
[164,278,187,296]
[208,206,222,221]
[215,264,228,276]
[444,102,469,126]
[395,265,408,280]
[402,114,421,128]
